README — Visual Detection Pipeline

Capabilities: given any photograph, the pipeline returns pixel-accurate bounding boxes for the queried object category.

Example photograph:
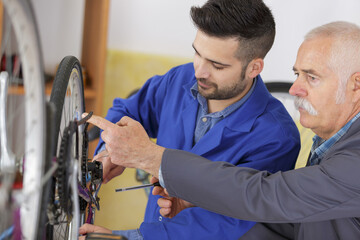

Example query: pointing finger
[82,113,115,131]
[116,116,138,127]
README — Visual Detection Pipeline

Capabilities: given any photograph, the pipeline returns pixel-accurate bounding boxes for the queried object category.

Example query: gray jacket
[162,118,360,239]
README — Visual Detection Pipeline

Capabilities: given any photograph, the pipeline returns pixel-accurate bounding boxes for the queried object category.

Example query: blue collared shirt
[159,77,257,187]
[114,77,257,240]
[309,111,360,165]
[191,78,257,144]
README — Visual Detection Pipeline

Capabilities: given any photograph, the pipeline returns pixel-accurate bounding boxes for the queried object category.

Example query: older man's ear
[350,72,360,103]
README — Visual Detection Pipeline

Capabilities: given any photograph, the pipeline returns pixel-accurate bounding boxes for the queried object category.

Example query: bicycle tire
[48,55,85,239]
[0,0,47,239]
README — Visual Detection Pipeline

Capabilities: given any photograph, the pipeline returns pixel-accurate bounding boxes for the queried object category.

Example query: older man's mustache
[294,97,318,116]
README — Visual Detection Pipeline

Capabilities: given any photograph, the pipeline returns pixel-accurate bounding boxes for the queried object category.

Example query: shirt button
[202,117,207,122]
[159,216,163,221]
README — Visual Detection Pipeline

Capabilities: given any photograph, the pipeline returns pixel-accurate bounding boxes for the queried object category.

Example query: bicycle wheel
[265,81,314,168]
[0,0,47,239]
[48,56,85,239]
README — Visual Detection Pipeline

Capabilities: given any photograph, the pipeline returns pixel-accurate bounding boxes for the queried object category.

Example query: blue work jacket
[96,63,300,240]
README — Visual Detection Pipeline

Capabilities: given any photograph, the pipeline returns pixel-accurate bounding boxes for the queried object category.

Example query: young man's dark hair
[191,0,275,65]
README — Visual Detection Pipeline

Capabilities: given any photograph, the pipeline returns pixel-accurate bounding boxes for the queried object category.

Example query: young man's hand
[93,150,125,184]
[151,177,195,218]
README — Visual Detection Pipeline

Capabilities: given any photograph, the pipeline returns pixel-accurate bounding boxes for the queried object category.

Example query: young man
[81,0,300,239]
[91,21,360,240]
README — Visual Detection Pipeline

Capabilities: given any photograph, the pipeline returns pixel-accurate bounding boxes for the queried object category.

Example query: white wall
[263,0,360,82]
[32,0,85,75]
[108,0,360,82]
[33,0,360,81]
[108,0,207,57]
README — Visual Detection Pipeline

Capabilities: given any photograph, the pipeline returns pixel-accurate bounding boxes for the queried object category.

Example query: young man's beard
[197,70,248,100]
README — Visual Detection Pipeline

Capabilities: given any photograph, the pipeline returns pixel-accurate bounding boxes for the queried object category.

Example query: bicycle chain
[56,114,98,221]
[57,125,72,212]
[80,122,89,212]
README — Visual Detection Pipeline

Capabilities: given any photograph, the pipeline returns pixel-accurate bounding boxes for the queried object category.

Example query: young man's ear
[246,58,264,79]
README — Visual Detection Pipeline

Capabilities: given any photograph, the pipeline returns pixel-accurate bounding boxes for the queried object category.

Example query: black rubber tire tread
[265,81,292,93]
[50,55,85,156]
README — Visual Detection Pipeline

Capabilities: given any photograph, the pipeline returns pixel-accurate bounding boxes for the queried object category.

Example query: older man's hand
[84,113,164,177]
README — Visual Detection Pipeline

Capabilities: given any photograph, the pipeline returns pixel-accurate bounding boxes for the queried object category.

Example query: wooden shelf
[9,1,109,158]
[82,0,109,156]
[9,81,97,100]
[81,0,109,116]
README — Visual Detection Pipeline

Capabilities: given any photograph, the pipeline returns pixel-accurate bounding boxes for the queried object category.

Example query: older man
[85,21,360,239]
[154,21,360,239]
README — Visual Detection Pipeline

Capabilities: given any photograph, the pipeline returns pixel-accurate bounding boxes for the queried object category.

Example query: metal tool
[115,182,160,192]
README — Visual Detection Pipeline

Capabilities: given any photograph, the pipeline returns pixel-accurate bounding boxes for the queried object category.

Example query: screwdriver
[115,182,161,192]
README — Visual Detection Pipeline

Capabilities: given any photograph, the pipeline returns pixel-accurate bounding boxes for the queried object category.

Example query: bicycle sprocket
[57,124,74,213]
